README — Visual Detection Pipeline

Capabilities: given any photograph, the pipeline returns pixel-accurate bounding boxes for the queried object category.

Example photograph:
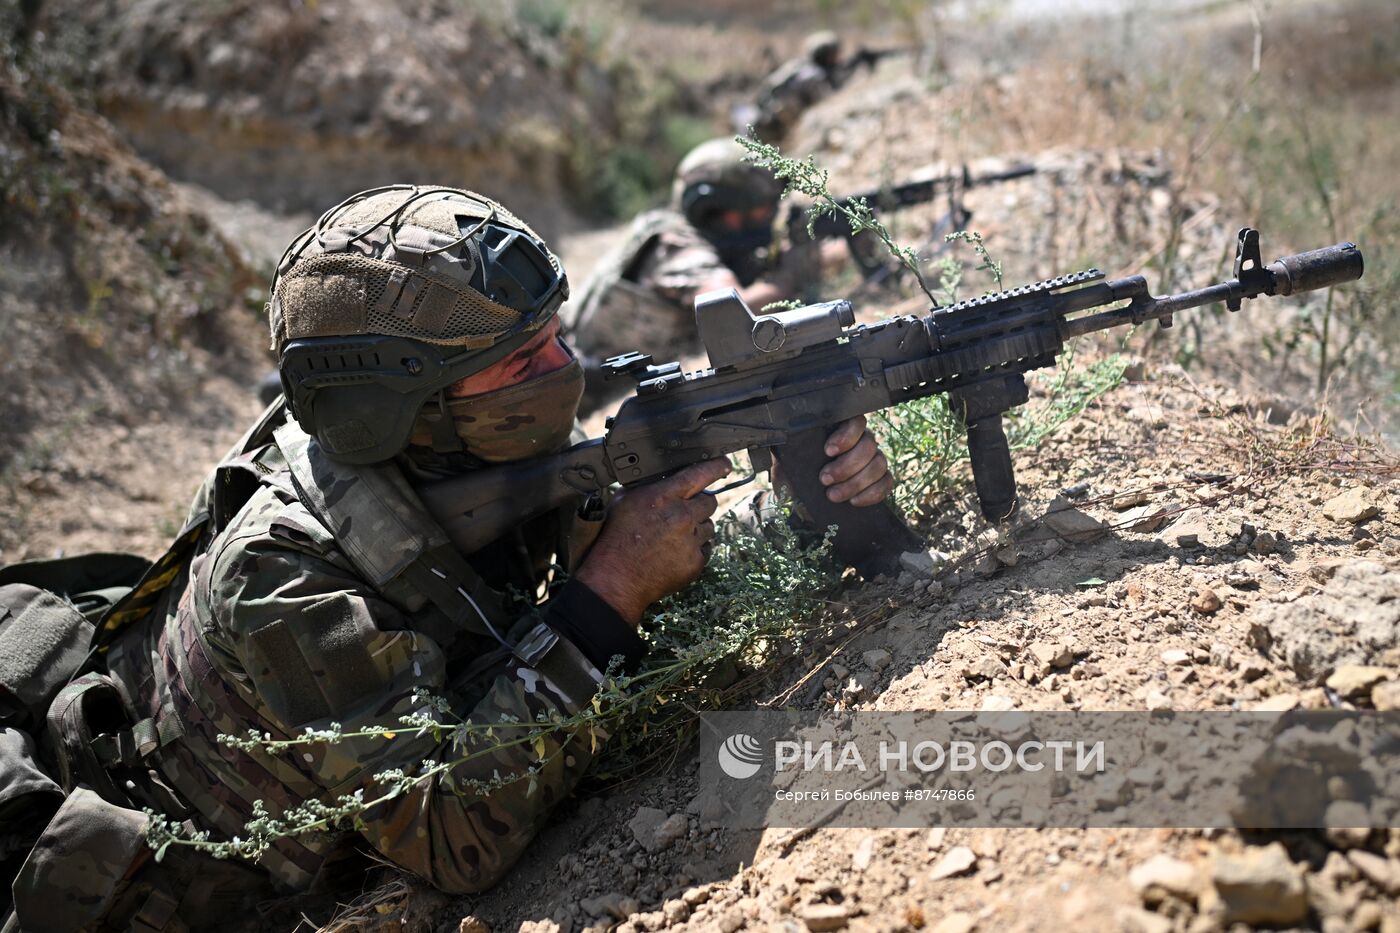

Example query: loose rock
[1206,842,1308,926]
[1030,641,1074,674]
[799,904,851,932]
[717,908,745,933]
[1347,850,1400,894]
[1255,561,1400,683]
[1325,665,1390,698]
[1324,800,1372,849]
[519,922,561,933]
[1122,504,1171,533]
[1209,642,1233,667]
[1043,497,1108,543]
[852,835,876,871]
[1115,908,1172,933]
[628,808,687,854]
[1162,514,1211,548]
[1371,680,1400,711]
[930,912,976,933]
[1252,693,1300,712]
[459,918,491,933]
[930,846,978,880]
[900,549,948,577]
[662,900,690,925]
[581,893,640,920]
[1322,487,1381,524]
[1128,854,1201,904]
[862,649,892,672]
[966,656,1008,681]
[1112,489,1150,510]
[1189,588,1222,614]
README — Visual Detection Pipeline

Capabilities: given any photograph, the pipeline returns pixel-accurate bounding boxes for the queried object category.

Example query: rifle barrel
[1060,242,1363,340]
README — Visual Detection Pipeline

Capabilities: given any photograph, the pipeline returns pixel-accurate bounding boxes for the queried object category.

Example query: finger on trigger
[675,458,732,499]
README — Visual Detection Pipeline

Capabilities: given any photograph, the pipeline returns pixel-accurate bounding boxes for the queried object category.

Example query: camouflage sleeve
[632,224,736,312]
[204,497,604,893]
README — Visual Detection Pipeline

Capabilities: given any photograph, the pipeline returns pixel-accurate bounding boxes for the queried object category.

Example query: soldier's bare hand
[819,415,893,506]
[574,459,732,625]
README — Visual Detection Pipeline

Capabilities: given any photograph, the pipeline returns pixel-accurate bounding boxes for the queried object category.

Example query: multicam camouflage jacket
[98,412,621,898]
[563,208,731,363]
[753,58,835,140]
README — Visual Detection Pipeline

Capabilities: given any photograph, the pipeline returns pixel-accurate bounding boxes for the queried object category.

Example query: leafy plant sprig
[737,132,939,305]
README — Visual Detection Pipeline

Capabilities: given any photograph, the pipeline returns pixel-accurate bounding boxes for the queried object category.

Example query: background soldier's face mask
[409,356,585,462]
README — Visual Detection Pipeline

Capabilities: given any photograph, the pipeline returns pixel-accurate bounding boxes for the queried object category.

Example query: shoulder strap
[616,209,690,281]
[91,403,296,654]
[273,422,516,646]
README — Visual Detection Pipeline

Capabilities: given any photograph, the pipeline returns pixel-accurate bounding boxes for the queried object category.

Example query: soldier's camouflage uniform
[1,187,640,931]
[141,415,615,883]
[562,208,732,364]
[752,33,842,142]
[563,206,826,369]
[1,398,623,930]
[753,59,836,141]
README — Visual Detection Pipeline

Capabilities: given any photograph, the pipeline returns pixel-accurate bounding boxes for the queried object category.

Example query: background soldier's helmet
[269,185,569,464]
[671,138,784,237]
[803,31,842,69]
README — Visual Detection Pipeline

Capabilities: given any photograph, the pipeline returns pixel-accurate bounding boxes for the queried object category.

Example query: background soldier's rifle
[420,228,1363,577]
[830,45,919,87]
[788,160,1037,277]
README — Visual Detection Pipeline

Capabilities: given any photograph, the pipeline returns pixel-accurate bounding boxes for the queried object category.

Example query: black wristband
[543,580,647,675]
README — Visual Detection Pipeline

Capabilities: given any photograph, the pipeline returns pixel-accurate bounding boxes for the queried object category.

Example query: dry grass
[810,0,1396,438]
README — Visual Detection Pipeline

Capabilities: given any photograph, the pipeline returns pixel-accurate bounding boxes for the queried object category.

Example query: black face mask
[709,225,775,286]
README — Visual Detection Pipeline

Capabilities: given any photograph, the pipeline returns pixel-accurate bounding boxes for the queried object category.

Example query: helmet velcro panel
[269,186,566,355]
[274,260,370,341]
[275,252,528,350]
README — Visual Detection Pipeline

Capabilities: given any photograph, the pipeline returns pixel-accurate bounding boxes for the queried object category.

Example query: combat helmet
[671,138,784,242]
[803,30,841,69]
[269,185,569,464]
[674,138,789,287]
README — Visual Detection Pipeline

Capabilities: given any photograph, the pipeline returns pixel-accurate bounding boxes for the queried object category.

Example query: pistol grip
[965,414,1019,523]
[775,424,922,577]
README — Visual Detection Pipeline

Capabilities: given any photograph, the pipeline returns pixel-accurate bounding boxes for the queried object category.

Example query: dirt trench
[3,2,1398,932]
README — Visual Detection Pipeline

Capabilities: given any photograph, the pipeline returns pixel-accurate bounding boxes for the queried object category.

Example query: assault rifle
[421,229,1363,576]
[830,45,918,87]
[789,160,1037,275]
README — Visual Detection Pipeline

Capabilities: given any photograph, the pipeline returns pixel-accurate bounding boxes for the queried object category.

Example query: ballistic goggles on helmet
[680,182,778,236]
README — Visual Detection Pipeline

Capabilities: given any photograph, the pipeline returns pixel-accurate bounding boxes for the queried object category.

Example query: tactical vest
[1,405,605,928]
[563,209,698,361]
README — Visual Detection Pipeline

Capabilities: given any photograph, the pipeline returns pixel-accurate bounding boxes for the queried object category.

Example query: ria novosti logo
[717,733,764,779]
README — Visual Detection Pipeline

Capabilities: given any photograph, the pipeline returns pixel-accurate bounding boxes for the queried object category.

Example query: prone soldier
[0,185,895,931]
[564,137,848,411]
